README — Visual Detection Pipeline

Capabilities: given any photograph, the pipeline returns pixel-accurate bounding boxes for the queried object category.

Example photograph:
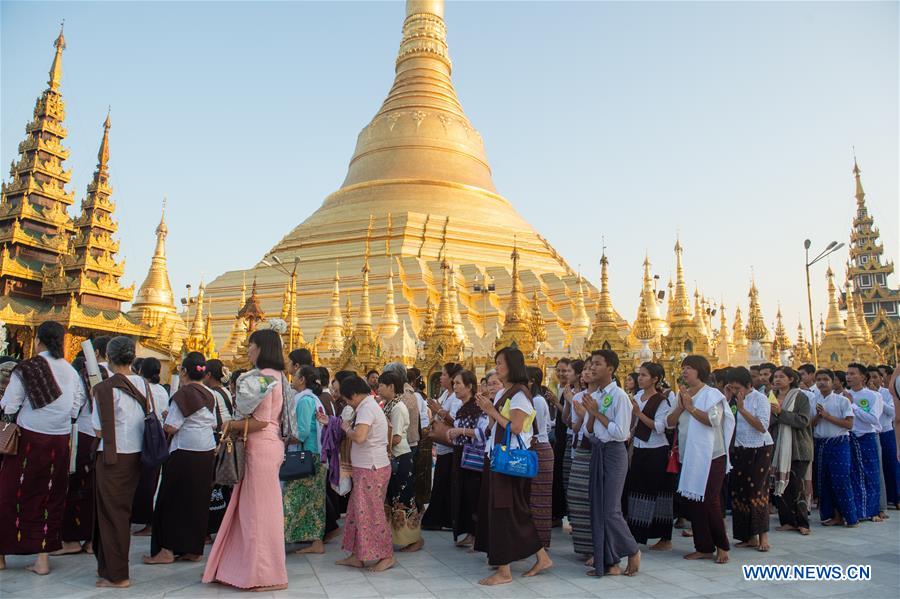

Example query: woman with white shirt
[845,363,884,521]
[131,357,168,537]
[0,321,84,576]
[143,352,217,565]
[725,367,774,552]
[379,370,423,552]
[527,366,555,549]
[811,369,857,527]
[284,366,327,554]
[576,350,639,577]
[473,347,552,586]
[667,355,735,565]
[91,336,149,588]
[421,362,463,531]
[335,375,395,573]
[623,362,675,552]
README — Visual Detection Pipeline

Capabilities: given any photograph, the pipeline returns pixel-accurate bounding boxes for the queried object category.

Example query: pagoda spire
[356,217,373,329]
[221,273,248,357]
[732,306,748,348]
[49,22,65,91]
[586,250,626,354]
[716,302,732,364]
[43,112,132,307]
[793,322,812,364]
[343,298,354,339]
[529,290,548,346]
[844,281,865,344]
[495,237,537,354]
[853,157,865,206]
[184,281,207,353]
[633,291,655,342]
[380,261,401,340]
[746,278,768,342]
[693,287,709,338]
[595,252,616,322]
[1,26,77,298]
[671,238,692,322]
[824,266,846,333]
[316,263,345,354]
[570,273,591,338]
[237,276,265,332]
[772,304,791,359]
[435,245,455,331]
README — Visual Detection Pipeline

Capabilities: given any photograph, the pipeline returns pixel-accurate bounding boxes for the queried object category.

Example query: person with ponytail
[143,352,217,565]
[0,321,86,575]
[284,365,328,554]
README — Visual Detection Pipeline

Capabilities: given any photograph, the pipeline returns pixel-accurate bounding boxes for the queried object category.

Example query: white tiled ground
[1,513,898,598]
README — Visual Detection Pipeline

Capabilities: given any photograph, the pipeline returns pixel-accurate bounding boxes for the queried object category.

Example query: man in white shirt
[845,363,883,521]
[812,369,857,526]
[873,365,899,509]
[579,350,639,577]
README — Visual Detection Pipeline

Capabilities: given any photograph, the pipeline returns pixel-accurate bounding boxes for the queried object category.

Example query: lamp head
[826,241,837,250]
[833,242,845,251]
[804,239,812,250]
[260,259,272,267]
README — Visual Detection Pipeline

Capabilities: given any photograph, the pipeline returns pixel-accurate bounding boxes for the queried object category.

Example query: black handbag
[140,381,169,468]
[279,443,317,481]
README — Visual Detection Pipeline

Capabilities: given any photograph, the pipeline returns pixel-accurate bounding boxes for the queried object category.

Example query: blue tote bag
[490,423,538,479]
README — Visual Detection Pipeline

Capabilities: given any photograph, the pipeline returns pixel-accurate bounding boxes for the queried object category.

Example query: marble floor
[1,513,898,598]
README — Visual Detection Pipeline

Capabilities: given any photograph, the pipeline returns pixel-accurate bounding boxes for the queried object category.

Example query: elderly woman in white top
[576,350,640,577]
[623,362,675,552]
[91,336,150,588]
[0,321,85,576]
[725,366,774,552]
[143,352,217,565]
[666,355,734,564]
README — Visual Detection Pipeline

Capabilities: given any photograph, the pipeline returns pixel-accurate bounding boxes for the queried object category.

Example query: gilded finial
[48,21,66,90]
[97,109,111,170]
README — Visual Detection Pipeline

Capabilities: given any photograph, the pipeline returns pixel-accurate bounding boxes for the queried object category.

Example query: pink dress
[202,369,287,589]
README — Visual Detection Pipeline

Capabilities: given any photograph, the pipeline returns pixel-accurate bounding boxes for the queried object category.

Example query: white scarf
[772,388,800,497]
[677,385,735,502]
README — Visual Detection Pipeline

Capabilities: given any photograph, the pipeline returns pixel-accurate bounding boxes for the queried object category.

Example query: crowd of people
[0,320,898,590]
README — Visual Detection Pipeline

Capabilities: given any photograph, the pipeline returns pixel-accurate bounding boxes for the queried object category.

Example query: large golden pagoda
[204,0,596,373]
[0,27,146,359]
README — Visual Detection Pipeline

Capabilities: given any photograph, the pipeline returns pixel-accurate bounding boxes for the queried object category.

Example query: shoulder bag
[279,400,318,481]
[141,381,170,468]
[214,417,249,486]
[460,427,485,472]
[490,423,538,479]
[0,418,20,456]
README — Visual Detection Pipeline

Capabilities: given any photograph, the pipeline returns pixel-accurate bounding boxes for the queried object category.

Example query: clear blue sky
[2,1,897,338]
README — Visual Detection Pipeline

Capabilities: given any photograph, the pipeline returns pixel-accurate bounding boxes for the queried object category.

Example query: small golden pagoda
[714,302,732,365]
[129,203,188,357]
[632,289,656,365]
[315,265,345,359]
[636,254,667,341]
[818,266,854,368]
[417,247,464,375]
[219,274,247,359]
[660,239,712,374]
[792,322,813,367]
[771,305,792,365]
[585,252,629,356]
[745,279,769,365]
[337,224,384,372]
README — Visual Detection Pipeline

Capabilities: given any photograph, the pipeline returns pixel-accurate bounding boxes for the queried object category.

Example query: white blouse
[632,389,672,449]
[813,393,853,439]
[849,388,883,435]
[734,389,773,448]
[92,374,146,454]
[1,352,85,436]
[166,399,216,452]
[587,382,632,444]
[878,388,895,432]
[533,394,552,444]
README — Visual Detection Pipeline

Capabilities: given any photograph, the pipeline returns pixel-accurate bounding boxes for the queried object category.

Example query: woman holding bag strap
[202,329,288,591]
[473,347,553,586]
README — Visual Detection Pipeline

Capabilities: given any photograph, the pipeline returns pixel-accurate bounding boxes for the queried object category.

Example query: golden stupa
[206,0,594,367]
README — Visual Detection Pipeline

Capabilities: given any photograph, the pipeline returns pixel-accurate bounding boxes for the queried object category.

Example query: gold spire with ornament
[745,278,768,365]
[339,218,382,371]
[184,281,208,353]
[343,298,354,340]
[237,276,265,332]
[529,290,548,349]
[316,264,345,356]
[818,266,853,368]
[792,322,813,366]
[128,200,187,352]
[846,280,883,363]
[378,216,400,339]
[637,253,666,338]
[494,238,539,356]
[1,24,76,299]
[585,251,627,355]
[715,302,732,364]
[203,299,217,358]
[661,239,712,372]
[771,305,791,364]
[220,273,248,358]
[693,288,710,339]
[633,289,656,364]
[42,111,134,308]
[417,238,464,372]
[569,276,591,343]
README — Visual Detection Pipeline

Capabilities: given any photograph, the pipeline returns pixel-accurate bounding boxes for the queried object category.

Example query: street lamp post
[804,239,845,367]
[262,254,301,353]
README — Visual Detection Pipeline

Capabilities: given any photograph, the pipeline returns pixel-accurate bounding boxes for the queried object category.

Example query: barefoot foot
[96,578,130,588]
[715,549,729,564]
[522,550,552,577]
[251,584,288,592]
[649,540,671,551]
[684,551,714,560]
[296,540,326,555]
[400,539,424,553]
[368,556,396,572]
[624,550,641,576]
[479,572,513,586]
[336,556,365,568]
